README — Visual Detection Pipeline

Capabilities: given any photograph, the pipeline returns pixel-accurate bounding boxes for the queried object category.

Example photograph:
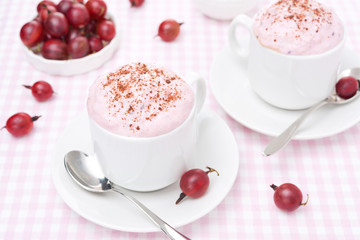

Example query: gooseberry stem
[270,184,278,191]
[301,194,309,206]
[175,192,186,205]
[31,116,42,122]
[206,166,219,176]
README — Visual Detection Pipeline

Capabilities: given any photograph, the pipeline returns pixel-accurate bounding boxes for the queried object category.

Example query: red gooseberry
[2,113,41,137]
[41,39,68,60]
[130,0,145,7]
[271,183,309,212]
[97,19,116,41]
[20,21,44,47]
[23,81,54,102]
[66,3,90,28]
[37,0,57,13]
[85,0,107,20]
[157,19,183,42]
[68,36,90,59]
[44,12,69,38]
[176,166,219,204]
[335,76,359,100]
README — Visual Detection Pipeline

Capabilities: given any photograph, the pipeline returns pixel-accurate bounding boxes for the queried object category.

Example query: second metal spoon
[263,68,360,156]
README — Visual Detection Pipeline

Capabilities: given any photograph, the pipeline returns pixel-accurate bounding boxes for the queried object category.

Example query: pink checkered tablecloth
[1,0,360,239]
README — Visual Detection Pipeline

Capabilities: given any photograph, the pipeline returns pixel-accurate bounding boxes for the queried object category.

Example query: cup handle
[228,15,253,58]
[187,72,206,115]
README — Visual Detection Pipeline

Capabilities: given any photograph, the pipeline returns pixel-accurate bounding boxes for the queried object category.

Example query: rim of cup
[88,86,199,142]
[247,14,346,60]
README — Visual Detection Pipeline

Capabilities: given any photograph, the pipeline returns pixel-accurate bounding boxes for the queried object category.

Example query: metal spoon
[64,150,191,240]
[263,68,360,156]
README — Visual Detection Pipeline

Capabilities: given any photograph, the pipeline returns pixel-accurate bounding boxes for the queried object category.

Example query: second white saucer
[210,44,360,139]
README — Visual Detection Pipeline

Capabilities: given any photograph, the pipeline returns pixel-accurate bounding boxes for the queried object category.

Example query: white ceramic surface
[194,0,264,20]
[88,73,206,192]
[210,43,360,139]
[228,15,346,110]
[23,15,120,76]
[52,110,239,232]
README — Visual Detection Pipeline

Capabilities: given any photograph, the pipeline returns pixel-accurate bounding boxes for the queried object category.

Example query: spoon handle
[112,184,191,240]
[263,99,329,156]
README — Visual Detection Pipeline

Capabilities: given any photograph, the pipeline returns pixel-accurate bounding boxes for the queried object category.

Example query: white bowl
[23,15,120,76]
[194,0,264,20]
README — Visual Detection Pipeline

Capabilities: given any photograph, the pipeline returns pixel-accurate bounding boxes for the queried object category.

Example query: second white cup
[228,14,346,110]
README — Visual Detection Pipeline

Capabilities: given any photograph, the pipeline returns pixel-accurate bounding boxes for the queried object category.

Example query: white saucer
[210,43,360,139]
[52,110,239,232]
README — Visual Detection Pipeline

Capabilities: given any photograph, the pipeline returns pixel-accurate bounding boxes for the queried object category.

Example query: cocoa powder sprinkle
[101,63,186,132]
[259,0,335,41]
[127,106,134,113]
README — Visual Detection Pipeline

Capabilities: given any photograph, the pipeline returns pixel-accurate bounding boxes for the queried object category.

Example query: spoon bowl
[64,150,191,240]
[64,151,111,192]
[263,68,360,156]
[337,68,360,80]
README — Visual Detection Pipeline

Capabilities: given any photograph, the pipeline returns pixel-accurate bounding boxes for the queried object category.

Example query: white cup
[88,73,206,192]
[228,15,346,110]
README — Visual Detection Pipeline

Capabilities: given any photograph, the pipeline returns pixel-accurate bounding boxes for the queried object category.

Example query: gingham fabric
[1,0,360,239]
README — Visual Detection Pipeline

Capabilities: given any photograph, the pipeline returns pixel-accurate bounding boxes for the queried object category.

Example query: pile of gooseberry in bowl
[20,0,119,76]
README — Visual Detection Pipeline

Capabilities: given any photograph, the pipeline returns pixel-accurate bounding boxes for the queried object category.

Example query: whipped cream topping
[87,63,194,137]
[253,0,344,55]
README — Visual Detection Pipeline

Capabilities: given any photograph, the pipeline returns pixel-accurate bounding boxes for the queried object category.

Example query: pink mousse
[87,63,194,137]
[253,0,344,55]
